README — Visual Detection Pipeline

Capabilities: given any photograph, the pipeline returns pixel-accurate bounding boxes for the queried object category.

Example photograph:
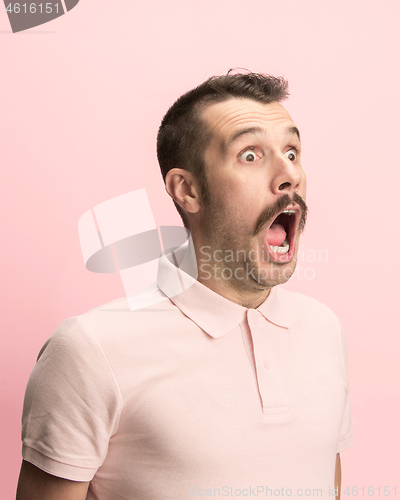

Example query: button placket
[247,310,292,422]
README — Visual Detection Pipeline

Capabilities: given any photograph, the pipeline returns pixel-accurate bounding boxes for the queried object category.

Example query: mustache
[253,193,308,237]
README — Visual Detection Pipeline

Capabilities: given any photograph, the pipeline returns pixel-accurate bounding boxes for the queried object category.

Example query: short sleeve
[21,316,123,481]
[336,322,354,453]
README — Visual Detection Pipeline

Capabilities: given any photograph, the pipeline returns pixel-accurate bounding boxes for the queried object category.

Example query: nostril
[278,182,291,191]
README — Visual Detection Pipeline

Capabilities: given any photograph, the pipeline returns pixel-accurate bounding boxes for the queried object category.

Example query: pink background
[1,1,399,496]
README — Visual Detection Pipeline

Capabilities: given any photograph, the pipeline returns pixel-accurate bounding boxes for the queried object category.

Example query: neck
[193,239,272,309]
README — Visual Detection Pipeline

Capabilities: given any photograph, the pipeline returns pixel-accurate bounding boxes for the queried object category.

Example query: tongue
[266,223,287,246]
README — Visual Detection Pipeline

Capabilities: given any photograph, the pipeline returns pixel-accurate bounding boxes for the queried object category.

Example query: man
[17,72,353,499]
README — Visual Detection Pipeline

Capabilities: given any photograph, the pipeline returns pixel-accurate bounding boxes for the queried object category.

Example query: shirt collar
[157,239,292,338]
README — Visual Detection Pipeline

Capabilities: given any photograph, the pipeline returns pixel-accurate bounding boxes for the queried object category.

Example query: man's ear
[165,168,202,215]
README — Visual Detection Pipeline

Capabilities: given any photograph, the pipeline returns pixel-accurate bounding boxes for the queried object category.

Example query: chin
[253,261,297,288]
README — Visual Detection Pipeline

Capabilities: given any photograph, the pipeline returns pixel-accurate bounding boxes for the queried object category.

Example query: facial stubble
[199,184,308,292]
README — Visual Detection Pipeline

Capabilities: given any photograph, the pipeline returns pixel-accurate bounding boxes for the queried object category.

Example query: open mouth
[263,207,301,263]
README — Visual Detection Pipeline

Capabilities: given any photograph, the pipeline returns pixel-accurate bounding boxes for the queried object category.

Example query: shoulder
[45,289,180,363]
[35,295,135,366]
[276,287,341,332]
[276,288,349,374]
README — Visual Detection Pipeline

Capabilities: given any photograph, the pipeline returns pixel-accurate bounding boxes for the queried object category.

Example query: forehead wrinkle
[213,109,289,134]
[201,100,296,157]
[215,113,287,153]
[219,119,299,155]
[203,100,289,135]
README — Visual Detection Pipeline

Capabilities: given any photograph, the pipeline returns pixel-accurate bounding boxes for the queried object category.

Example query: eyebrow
[223,125,301,152]
[224,126,264,151]
[287,126,301,142]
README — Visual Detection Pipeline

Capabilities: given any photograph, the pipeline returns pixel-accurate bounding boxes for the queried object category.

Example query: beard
[198,182,308,292]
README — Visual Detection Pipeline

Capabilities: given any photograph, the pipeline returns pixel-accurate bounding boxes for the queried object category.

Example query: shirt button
[264,359,270,369]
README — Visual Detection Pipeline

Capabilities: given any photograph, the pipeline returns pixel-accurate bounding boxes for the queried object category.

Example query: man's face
[197,98,307,293]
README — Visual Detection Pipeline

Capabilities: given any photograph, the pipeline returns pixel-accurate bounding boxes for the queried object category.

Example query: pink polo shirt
[21,243,353,499]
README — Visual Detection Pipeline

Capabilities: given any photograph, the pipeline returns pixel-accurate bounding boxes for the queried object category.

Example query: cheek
[206,163,265,221]
[219,183,263,224]
[222,174,261,201]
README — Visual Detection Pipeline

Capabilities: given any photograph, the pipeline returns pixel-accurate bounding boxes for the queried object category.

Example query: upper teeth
[282,210,295,214]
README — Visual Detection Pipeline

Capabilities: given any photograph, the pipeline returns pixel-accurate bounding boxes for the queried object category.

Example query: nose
[270,153,304,196]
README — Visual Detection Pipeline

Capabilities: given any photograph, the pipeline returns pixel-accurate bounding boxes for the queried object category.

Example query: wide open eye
[285,149,297,162]
[239,149,261,162]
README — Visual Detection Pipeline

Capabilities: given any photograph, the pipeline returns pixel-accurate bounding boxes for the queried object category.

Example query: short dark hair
[156,70,289,229]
